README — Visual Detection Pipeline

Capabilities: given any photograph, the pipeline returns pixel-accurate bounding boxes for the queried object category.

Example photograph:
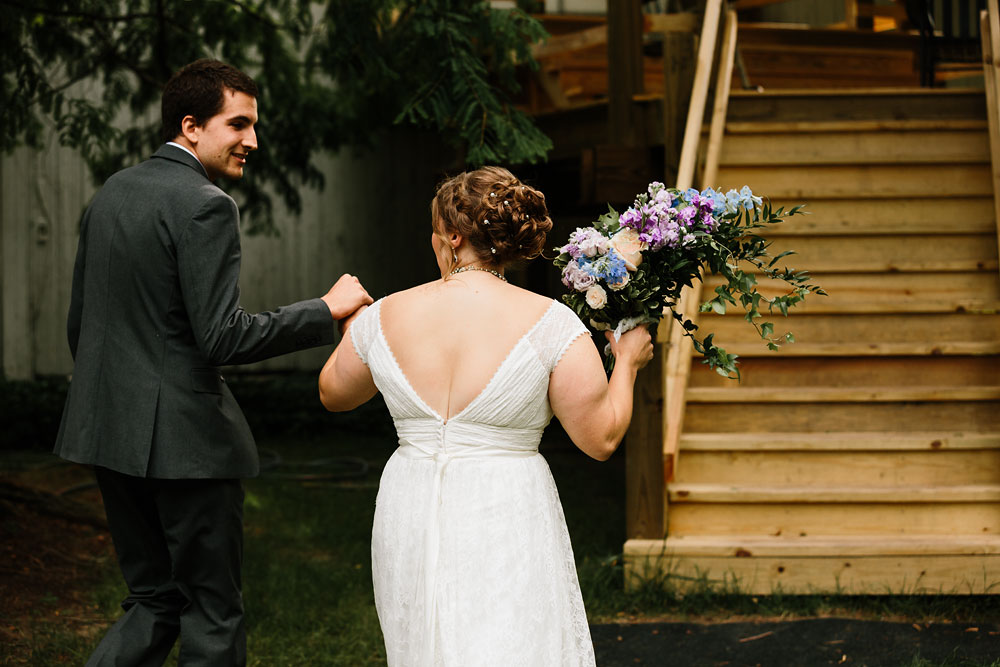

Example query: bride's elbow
[583,434,621,462]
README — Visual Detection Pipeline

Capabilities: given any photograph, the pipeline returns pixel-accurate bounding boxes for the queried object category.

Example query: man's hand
[321,274,373,321]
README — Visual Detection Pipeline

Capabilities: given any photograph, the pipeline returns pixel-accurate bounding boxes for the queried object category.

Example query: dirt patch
[0,461,116,663]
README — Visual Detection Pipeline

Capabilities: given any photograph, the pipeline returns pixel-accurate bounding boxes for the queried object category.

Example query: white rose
[585,284,608,310]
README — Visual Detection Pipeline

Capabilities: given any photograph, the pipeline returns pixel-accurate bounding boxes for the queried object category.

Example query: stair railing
[983,0,1000,270]
[661,2,739,489]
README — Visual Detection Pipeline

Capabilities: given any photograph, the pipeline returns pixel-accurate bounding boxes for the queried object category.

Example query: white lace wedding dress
[349,298,597,667]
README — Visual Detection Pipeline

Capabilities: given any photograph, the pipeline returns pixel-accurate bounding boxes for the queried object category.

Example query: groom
[54,59,372,666]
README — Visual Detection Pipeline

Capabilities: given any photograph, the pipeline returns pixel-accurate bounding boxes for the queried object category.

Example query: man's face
[188,89,258,181]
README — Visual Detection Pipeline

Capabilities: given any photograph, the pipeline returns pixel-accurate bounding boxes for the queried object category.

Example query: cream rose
[610,227,647,271]
[585,284,608,310]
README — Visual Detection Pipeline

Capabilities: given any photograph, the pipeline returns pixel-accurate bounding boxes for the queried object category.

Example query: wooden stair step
[751,233,999,273]
[666,483,1000,504]
[722,119,989,134]
[696,314,1000,353]
[625,534,1000,594]
[685,386,1000,403]
[677,447,1000,488]
[689,357,1000,389]
[678,432,1000,452]
[627,534,1000,557]
[701,272,1000,314]
[717,341,1000,357]
[754,196,995,236]
[718,127,989,166]
[716,164,992,199]
[684,401,1000,433]
[726,87,987,124]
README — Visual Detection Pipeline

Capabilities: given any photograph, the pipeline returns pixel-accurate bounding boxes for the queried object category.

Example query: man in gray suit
[54,59,372,666]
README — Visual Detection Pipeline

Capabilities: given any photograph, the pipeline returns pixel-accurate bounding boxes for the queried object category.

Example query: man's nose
[244,128,258,152]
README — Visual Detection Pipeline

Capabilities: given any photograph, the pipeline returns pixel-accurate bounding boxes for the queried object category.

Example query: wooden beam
[677,0,723,188]
[679,431,1000,452]
[981,8,1000,282]
[702,9,738,188]
[666,483,1000,503]
[626,342,667,540]
[607,0,645,146]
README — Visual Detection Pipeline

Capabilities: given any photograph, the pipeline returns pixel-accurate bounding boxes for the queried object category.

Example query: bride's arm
[318,318,378,412]
[548,326,653,461]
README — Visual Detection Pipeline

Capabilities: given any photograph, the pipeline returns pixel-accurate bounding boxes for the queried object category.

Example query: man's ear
[179,115,200,145]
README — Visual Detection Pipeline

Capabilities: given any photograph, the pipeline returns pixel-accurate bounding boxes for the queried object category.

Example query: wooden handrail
[984,1,1000,280]
[662,5,740,485]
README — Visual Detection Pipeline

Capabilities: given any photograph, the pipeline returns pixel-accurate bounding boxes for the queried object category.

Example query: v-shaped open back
[374,299,558,424]
[349,297,590,432]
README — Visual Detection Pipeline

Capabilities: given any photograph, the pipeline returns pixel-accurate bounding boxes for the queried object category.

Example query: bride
[318,166,653,666]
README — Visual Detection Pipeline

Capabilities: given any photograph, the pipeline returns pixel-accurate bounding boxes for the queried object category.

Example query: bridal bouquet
[554,181,825,377]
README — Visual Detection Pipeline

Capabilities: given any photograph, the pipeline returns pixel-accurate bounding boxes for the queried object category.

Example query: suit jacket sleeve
[177,192,335,366]
[66,208,91,360]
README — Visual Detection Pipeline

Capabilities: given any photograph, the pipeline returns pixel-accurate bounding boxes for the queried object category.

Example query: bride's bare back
[379,273,552,422]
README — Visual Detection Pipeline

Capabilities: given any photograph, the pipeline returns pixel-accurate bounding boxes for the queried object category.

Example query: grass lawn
[4,388,1000,665]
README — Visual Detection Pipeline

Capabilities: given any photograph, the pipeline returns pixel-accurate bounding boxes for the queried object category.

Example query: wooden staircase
[625,87,1000,594]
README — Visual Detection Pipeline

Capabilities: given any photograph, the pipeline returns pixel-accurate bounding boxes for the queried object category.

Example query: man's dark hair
[161,59,259,143]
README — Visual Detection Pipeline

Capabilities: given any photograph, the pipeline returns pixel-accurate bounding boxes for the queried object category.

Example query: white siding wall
[1,128,453,379]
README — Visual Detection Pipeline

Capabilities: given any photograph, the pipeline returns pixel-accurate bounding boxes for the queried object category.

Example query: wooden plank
[676,0,722,188]
[700,272,1000,314]
[1,147,35,379]
[718,130,990,166]
[716,164,994,198]
[725,88,987,124]
[982,10,1000,282]
[607,0,644,146]
[700,9,737,188]
[531,24,607,60]
[628,534,1000,557]
[756,197,995,236]
[668,484,1000,503]
[724,119,989,134]
[679,431,1000,452]
[694,313,1000,351]
[728,233,999,274]
[689,356,1000,389]
[644,12,699,34]
[624,549,1000,594]
[686,386,1000,404]
[667,502,1000,537]
[626,344,666,540]
[683,401,1000,433]
[722,340,1000,357]
[677,450,1000,487]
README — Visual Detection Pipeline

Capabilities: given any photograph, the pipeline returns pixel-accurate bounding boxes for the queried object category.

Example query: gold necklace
[448,265,507,282]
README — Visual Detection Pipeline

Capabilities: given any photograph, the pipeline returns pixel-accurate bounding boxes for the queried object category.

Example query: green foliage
[0,0,551,234]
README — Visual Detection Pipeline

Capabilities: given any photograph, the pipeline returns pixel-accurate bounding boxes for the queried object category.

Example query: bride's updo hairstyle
[432,166,553,270]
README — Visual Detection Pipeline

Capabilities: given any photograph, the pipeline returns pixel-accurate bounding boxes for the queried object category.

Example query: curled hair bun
[432,166,552,267]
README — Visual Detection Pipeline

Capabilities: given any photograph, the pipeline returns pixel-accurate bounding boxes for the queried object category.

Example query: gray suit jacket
[54,144,335,479]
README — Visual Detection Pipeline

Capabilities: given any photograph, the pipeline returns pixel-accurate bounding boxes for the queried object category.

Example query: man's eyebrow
[227,115,255,124]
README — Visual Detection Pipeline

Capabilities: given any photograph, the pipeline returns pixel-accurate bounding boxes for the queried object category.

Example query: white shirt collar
[166,141,202,166]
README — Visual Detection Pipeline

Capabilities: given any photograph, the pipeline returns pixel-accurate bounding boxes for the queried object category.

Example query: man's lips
[232,152,247,165]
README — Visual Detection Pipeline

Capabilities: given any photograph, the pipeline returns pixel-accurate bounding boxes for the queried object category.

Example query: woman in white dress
[318,166,653,666]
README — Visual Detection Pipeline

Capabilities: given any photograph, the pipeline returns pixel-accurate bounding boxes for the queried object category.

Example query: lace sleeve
[348,299,381,366]
[529,301,591,373]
